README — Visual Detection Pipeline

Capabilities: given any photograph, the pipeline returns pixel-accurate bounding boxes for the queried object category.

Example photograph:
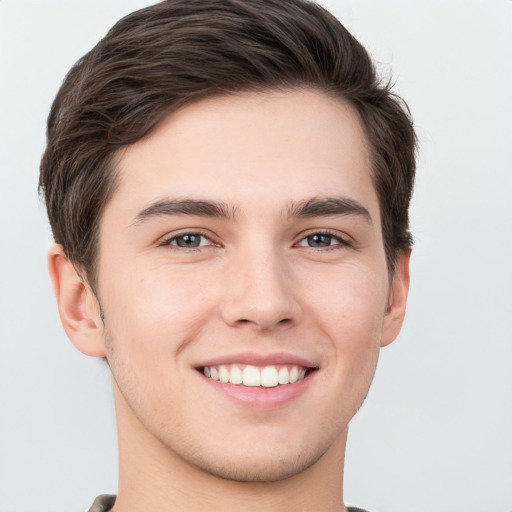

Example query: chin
[186,448,324,483]
[165,429,335,484]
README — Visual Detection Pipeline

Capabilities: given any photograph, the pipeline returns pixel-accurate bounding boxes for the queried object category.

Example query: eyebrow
[132,196,372,226]
[133,198,238,224]
[285,196,373,224]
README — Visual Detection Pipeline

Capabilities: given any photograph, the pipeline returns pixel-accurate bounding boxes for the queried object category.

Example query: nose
[220,246,302,332]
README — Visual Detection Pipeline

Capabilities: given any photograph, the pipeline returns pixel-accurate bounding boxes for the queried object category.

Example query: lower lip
[199,371,315,409]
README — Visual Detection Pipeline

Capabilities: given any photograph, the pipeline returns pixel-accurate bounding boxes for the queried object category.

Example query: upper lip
[196,352,319,369]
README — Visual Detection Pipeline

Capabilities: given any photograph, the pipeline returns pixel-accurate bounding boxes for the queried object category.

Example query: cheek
[100,260,224,371]
[101,270,202,412]
[306,264,388,385]
[308,264,389,340]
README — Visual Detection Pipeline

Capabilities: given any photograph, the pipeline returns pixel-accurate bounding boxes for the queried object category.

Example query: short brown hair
[39,0,416,288]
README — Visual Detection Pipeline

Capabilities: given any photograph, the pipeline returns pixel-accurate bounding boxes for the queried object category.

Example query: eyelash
[159,231,216,250]
[159,230,351,251]
[295,230,351,250]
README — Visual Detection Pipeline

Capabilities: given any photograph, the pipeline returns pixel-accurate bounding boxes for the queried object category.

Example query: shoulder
[87,496,372,512]
[87,495,116,512]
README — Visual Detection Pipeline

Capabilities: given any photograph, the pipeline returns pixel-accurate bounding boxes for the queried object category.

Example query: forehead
[107,89,378,223]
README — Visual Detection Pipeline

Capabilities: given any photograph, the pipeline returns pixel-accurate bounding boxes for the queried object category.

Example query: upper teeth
[203,364,307,387]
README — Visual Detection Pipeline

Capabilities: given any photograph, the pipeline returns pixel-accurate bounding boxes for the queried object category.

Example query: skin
[48,89,410,512]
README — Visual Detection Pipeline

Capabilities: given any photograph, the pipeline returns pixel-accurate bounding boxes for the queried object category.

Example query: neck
[112,386,348,512]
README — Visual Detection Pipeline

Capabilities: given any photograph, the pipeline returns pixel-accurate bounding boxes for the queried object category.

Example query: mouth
[199,364,315,388]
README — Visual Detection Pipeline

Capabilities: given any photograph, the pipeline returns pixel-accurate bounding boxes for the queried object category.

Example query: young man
[39,0,416,510]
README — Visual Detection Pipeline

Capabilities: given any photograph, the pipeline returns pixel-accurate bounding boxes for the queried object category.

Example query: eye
[164,233,213,249]
[297,232,347,248]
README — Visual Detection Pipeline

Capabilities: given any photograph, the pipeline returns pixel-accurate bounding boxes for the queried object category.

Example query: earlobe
[47,244,107,357]
[381,249,411,347]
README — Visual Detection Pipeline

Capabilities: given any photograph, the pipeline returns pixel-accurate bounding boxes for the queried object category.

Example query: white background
[1,1,511,511]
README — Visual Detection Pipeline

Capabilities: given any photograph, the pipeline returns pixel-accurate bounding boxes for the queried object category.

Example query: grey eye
[306,233,334,247]
[172,234,205,248]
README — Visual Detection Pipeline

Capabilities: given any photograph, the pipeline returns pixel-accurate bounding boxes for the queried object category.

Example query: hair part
[39,0,416,289]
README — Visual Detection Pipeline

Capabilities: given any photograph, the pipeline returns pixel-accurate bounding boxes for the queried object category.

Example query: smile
[202,364,309,387]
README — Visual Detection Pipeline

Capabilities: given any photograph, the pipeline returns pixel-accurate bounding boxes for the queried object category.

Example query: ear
[381,249,411,347]
[47,244,107,357]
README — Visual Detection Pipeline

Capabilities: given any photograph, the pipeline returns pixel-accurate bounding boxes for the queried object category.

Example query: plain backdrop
[1,1,511,511]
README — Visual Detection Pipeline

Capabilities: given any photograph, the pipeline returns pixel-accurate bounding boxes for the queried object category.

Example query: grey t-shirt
[88,494,372,512]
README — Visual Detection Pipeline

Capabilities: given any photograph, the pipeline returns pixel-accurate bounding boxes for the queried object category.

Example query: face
[91,89,408,482]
